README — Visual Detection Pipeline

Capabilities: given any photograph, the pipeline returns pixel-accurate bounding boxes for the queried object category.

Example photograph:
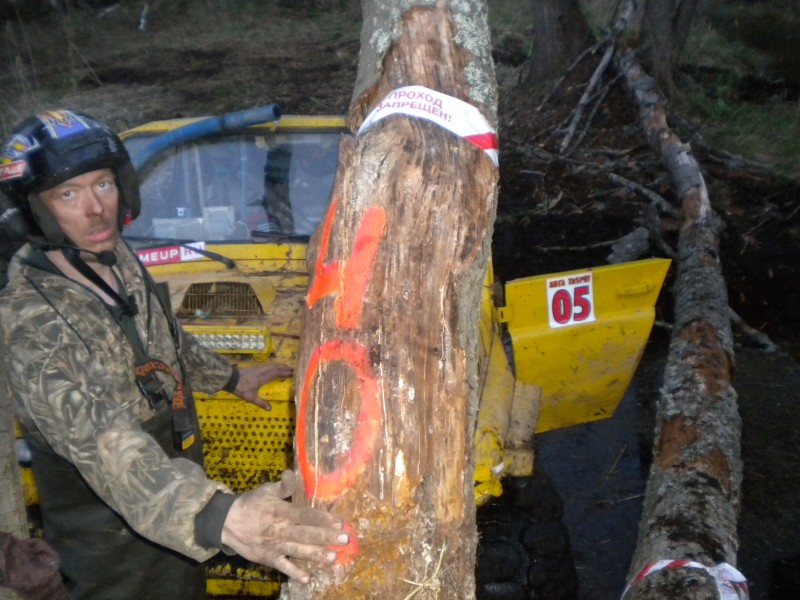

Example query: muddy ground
[2,4,799,599]
[494,72,800,600]
[494,57,800,600]
[495,73,800,600]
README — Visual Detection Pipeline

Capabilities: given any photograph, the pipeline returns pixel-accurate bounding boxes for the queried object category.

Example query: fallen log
[616,46,749,600]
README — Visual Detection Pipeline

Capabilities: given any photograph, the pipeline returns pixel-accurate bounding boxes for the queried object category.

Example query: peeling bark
[284,1,498,598]
[617,47,748,600]
[0,333,27,539]
[0,330,28,600]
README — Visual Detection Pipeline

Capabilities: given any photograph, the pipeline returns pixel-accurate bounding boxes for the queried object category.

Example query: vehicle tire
[476,470,579,600]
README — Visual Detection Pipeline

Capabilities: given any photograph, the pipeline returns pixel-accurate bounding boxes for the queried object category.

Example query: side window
[255,135,341,236]
[287,139,339,235]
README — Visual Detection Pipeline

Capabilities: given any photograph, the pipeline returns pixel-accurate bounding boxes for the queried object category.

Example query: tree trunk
[617,47,748,600]
[0,337,26,539]
[641,0,700,97]
[284,1,498,598]
[1,332,27,600]
[524,0,594,85]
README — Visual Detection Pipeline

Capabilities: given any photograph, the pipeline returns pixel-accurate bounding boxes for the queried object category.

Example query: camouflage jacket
[0,241,233,562]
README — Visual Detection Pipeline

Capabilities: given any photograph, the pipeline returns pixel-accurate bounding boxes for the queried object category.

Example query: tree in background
[521,0,702,99]
[524,0,593,84]
[641,0,701,97]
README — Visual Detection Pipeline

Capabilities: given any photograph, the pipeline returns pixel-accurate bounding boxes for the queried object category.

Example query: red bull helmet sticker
[0,134,38,181]
[37,109,92,140]
[0,161,26,181]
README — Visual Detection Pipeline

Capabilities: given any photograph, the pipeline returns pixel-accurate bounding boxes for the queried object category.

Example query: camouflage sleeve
[5,311,230,562]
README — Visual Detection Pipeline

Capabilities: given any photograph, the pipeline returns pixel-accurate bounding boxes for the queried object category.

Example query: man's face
[38,168,120,257]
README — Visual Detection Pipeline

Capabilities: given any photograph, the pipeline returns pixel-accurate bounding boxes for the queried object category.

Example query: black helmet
[0,109,140,246]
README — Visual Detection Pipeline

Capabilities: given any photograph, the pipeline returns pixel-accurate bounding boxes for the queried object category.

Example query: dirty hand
[233,362,293,410]
[221,470,348,583]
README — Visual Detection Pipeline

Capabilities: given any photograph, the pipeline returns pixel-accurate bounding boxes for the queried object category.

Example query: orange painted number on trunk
[300,197,387,501]
[296,340,381,501]
[307,197,387,329]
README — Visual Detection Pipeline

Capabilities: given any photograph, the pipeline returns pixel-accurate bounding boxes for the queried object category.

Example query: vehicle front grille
[177,282,264,318]
[197,399,295,493]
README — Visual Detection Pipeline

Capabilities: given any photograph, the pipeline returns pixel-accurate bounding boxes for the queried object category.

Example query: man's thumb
[277,469,297,498]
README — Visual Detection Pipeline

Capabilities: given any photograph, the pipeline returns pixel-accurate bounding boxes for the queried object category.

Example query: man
[0,110,346,599]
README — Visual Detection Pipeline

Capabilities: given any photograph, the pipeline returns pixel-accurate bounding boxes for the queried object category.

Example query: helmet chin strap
[61,246,138,316]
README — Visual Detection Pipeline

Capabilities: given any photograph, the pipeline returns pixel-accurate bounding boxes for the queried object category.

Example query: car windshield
[122,130,341,245]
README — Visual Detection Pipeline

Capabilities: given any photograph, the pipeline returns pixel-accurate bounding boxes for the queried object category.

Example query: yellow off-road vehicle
[19,107,669,598]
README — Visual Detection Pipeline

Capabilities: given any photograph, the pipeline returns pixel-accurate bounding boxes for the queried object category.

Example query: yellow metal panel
[20,467,39,506]
[140,242,309,275]
[14,419,39,506]
[503,258,671,432]
[196,394,295,493]
[205,578,281,598]
[472,263,544,505]
[205,556,281,597]
[197,389,294,595]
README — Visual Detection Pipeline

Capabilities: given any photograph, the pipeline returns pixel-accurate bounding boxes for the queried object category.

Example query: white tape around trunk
[622,560,748,600]
[357,85,499,166]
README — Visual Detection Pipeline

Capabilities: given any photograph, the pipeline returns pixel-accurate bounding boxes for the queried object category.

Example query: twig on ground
[640,204,678,259]
[565,73,623,155]
[69,41,102,87]
[739,216,773,253]
[728,307,780,353]
[528,145,624,175]
[11,1,40,91]
[606,493,645,506]
[559,42,617,153]
[608,173,681,217]
[607,226,650,263]
[654,320,673,332]
[786,201,800,222]
[555,0,639,153]
[670,113,773,175]
[535,238,617,252]
[603,444,628,482]
[536,40,606,112]
[591,146,642,158]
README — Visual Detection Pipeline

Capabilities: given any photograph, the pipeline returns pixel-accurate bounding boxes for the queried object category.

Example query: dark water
[536,333,800,600]
[536,348,655,600]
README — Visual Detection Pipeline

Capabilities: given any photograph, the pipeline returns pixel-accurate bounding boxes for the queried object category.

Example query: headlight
[195,333,268,353]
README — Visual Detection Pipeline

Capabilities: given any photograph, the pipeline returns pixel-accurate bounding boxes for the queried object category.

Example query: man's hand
[221,471,348,583]
[233,362,293,410]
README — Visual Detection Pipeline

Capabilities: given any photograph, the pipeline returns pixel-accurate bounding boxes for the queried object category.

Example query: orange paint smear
[307,197,387,329]
[297,340,383,501]
[330,521,359,567]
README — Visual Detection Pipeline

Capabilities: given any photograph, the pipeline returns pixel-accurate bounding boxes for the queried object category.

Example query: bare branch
[728,307,780,354]
[608,172,681,217]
